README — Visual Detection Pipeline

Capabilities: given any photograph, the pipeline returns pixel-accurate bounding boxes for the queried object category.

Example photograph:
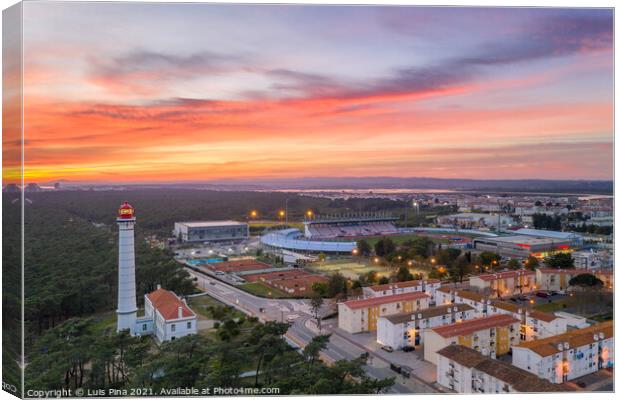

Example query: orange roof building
[143,286,197,342]
[424,314,521,364]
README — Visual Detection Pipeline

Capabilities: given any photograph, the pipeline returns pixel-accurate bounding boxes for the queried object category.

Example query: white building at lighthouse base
[133,286,197,342]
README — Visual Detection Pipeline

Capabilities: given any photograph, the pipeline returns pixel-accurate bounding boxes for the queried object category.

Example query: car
[536,291,550,298]
[401,346,415,352]
[381,345,394,353]
[389,363,401,373]
[400,366,413,378]
[209,281,216,285]
[286,315,298,322]
[549,290,559,296]
[576,381,587,388]
[360,352,369,360]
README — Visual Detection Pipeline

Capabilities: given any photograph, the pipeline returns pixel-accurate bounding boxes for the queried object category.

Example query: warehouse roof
[514,228,581,240]
[431,314,519,338]
[177,220,247,228]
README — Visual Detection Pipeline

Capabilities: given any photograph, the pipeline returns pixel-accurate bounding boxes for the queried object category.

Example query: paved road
[186,268,438,394]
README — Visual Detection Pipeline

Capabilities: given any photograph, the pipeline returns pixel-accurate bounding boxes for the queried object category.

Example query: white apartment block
[423,314,520,365]
[512,321,613,384]
[436,287,488,315]
[362,279,441,304]
[487,301,567,341]
[337,291,429,333]
[376,303,475,350]
[469,270,537,298]
[437,345,567,393]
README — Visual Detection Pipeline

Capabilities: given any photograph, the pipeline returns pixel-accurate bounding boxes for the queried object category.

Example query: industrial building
[376,303,475,350]
[472,235,574,259]
[513,228,583,247]
[423,314,521,364]
[174,220,249,243]
[337,292,430,333]
[436,345,566,393]
[512,321,613,384]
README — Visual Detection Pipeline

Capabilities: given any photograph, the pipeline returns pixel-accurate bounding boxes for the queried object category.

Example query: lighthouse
[116,201,138,334]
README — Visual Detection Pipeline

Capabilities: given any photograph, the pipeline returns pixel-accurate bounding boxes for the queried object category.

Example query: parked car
[401,346,415,352]
[360,352,369,360]
[536,291,550,298]
[381,345,394,353]
[400,366,413,378]
[389,363,401,373]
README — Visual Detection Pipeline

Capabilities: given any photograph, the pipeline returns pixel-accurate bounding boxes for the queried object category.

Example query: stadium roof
[260,229,356,252]
[514,228,581,240]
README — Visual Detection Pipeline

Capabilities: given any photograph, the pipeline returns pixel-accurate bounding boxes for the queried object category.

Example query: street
[186,268,439,393]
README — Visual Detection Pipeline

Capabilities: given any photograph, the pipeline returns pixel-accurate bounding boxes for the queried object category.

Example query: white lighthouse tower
[116,201,138,334]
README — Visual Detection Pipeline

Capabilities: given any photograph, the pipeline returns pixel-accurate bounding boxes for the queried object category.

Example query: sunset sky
[6,4,614,184]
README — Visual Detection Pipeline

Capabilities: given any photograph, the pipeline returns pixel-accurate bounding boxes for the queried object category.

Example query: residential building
[143,287,197,342]
[376,303,475,350]
[469,270,537,297]
[337,291,430,333]
[362,279,441,304]
[436,287,488,314]
[487,301,567,341]
[437,344,567,393]
[512,321,614,384]
[536,268,582,292]
[423,314,520,364]
[436,213,515,229]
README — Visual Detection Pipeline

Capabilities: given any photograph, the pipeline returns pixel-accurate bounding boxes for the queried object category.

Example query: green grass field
[309,260,393,280]
[533,296,580,313]
[239,282,293,298]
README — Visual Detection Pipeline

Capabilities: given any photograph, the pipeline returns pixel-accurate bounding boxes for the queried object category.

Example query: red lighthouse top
[118,201,135,219]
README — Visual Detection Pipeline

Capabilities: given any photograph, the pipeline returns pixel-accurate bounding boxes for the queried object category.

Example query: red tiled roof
[431,314,519,338]
[367,280,422,292]
[537,268,582,274]
[147,288,195,320]
[342,291,429,310]
[476,270,535,281]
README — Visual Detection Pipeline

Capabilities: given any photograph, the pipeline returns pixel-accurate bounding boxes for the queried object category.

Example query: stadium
[261,213,399,254]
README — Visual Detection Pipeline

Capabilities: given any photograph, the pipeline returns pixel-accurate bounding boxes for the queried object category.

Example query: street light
[306,210,313,218]
[250,210,258,218]
[407,260,413,267]
[352,248,359,256]
[374,257,380,263]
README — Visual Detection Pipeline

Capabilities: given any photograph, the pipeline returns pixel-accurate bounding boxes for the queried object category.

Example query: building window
[171,324,176,332]
[187,321,192,329]
[142,324,147,331]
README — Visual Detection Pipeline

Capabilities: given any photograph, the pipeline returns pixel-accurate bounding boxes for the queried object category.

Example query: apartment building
[512,321,614,384]
[337,291,430,333]
[436,287,488,314]
[423,314,521,364]
[536,268,582,292]
[488,301,567,341]
[469,270,537,297]
[362,279,441,304]
[437,345,567,393]
[376,303,475,350]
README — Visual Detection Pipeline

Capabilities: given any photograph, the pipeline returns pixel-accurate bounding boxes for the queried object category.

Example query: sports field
[308,260,393,280]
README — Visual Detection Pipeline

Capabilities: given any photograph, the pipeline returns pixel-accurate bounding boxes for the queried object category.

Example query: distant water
[263,188,457,194]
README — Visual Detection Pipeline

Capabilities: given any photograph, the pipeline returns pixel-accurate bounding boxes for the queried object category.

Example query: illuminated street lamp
[407,260,413,267]
[250,210,258,218]
[374,257,380,264]
[306,210,314,218]
[352,248,359,256]
[430,258,436,264]
[278,210,285,218]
